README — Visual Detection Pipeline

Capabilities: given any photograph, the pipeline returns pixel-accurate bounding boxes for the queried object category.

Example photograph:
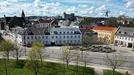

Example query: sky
[0,0,134,17]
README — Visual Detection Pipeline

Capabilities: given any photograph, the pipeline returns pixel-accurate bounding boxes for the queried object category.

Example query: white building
[13,26,82,46]
[114,27,134,48]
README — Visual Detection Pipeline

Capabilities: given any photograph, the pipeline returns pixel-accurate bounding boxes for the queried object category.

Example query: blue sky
[0,0,134,17]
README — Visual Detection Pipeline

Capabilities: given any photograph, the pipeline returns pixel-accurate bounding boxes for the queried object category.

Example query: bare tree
[104,53,124,75]
[73,51,81,75]
[59,45,76,68]
[81,52,92,75]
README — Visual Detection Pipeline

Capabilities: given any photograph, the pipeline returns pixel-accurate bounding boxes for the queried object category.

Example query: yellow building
[92,26,117,44]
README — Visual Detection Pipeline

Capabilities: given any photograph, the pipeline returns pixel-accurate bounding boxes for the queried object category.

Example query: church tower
[21,10,25,18]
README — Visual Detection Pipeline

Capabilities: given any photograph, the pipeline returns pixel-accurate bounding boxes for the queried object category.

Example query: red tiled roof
[93,26,115,31]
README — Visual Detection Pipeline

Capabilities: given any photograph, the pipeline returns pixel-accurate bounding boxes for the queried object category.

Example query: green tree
[32,41,46,64]
[25,41,47,75]
[0,40,16,61]
[0,40,16,75]
[105,17,118,27]
[82,17,93,25]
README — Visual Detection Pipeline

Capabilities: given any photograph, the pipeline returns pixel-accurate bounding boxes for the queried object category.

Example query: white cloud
[7,0,18,2]
[78,4,88,8]
[22,3,31,8]
[66,6,78,13]
[33,0,40,7]
[126,2,134,8]
[119,11,126,16]
[96,5,107,12]
[124,0,134,2]
[125,1,134,11]
[0,1,12,7]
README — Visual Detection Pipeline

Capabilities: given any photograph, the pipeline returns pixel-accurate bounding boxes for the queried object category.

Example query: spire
[21,10,25,18]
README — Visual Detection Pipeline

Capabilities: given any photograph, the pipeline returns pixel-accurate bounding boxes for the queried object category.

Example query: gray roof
[13,27,49,35]
[115,27,134,37]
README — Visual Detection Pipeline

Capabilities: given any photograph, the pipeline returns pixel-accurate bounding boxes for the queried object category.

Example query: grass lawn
[103,70,123,75]
[0,59,94,75]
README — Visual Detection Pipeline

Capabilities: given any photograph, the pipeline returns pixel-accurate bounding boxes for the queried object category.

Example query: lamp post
[24,34,27,56]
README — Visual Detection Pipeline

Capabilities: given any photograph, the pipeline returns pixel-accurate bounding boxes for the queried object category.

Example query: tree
[82,35,97,48]
[81,52,91,75]
[0,40,16,61]
[105,17,118,27]
[32,41,46,64]
[0,40,16,75]
[82,17,93,25]
[104,53,124,75]
[25,41,47,75]
[59,45,75,68]
[81,35,97,60]
[11,48,23,63]
[73,51,81,75]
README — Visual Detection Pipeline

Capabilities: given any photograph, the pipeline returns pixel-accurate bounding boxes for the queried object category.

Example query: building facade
[114,27,134,48]
[92,26,117,44]
[13,26,82,46]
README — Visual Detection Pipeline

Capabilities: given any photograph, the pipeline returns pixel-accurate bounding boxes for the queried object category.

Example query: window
[78,36,80,38]
[59,32,61,34]
[31,36,33,39]
[63,36,65,38]
[67,36,69,38]
[46,41,48,43]
[71,36,73,38]
[74,36,76,38]
[125,37,127,40]
[27,36,29,39]
[71,32,73,34]
[52,36,54,39]
[131,38,133,41]
[46,36,48,39]
[42,36,44,39]
[60,36,61,38]
[128,38,130,40]
[56,36,58,38]
[23,36,25,39]
[35,36,37,39]
[63,40,66,43]
[63,32,65,34]
[39,36,40,39]
[67,32,69,34]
